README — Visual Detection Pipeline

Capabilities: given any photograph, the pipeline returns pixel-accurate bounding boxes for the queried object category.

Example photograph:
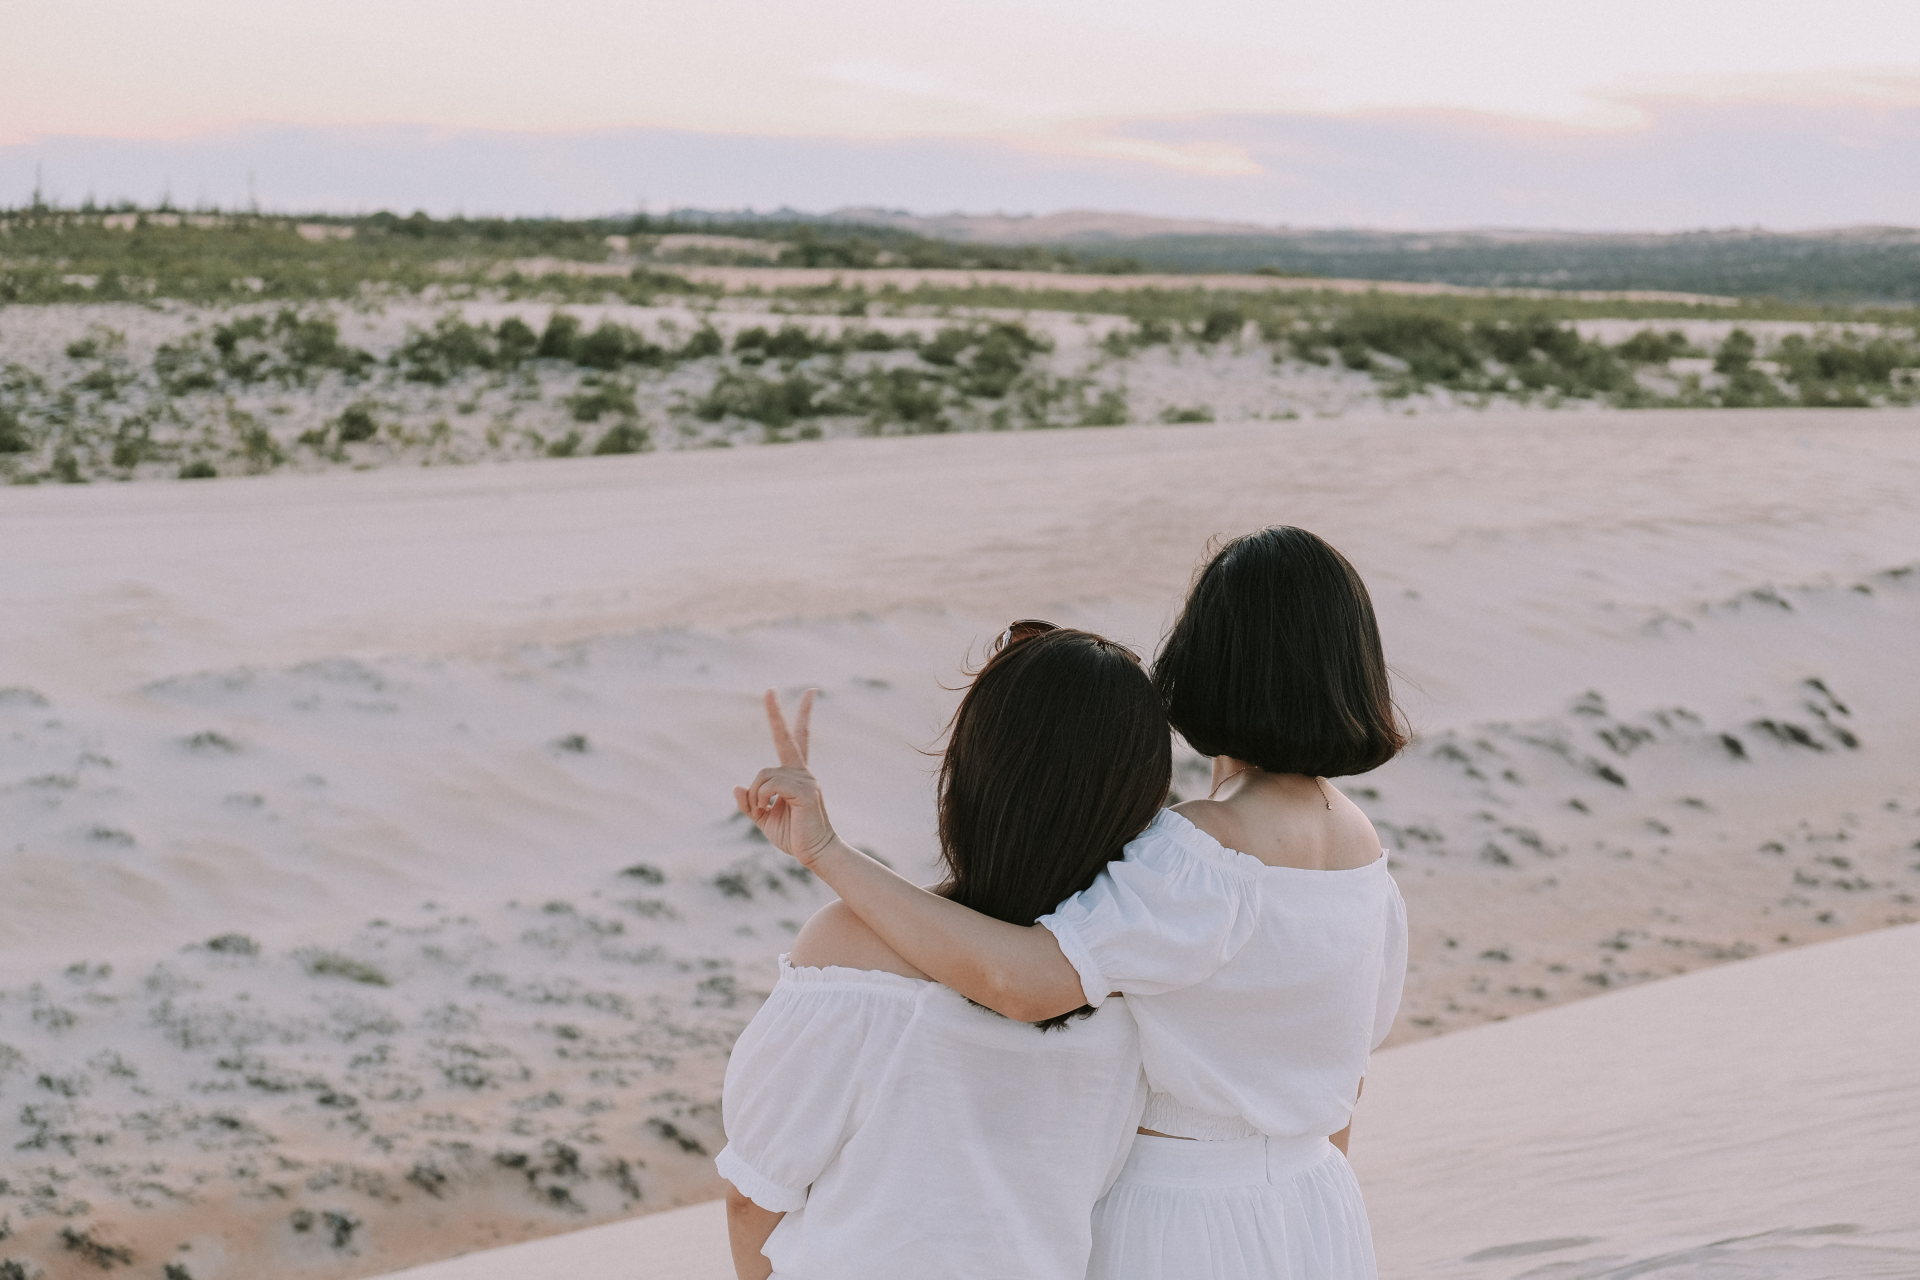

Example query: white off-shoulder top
[1039,808,1407,1142]
[717,958,1147,1280]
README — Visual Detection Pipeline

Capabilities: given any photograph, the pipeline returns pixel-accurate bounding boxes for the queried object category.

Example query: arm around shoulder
[798,840,1090,1022]
[788,900,929,980]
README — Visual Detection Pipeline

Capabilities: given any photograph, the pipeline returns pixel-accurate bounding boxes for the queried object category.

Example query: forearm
[807,837,1088,1022]
[725,1187,782,1280]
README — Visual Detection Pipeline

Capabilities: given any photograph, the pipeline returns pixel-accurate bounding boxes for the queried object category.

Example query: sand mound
[361,921,1920,1280]
[1358,921,1920,1278]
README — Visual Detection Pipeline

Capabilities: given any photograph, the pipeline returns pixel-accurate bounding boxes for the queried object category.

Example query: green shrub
[538,312,582,360]
[853,367,948,431]
[919,326,973,367]
[65,326,124,361]
[0,403,31,453]
[764,324,824,361]
[592,421,650,454]
[1614,329,1697,363]
[180,460,218,479]
[566,375,638,422]
[231,410,284,472]
[335,402,381,442]
[576,321,631,370]
[1714,329,1758,374]
[1197,306,1246,343]
[848,328,906,352]
[302,951,390,986]
[396,314,493,384]
[546,430,583,457]
[110,419,151,467]
[153,338,222,393]
[1160,406,1214,423]
[495,316,539,365]
[1079,387,1129,426]
[270,309,374,380]
[678,325,725,359]
[694,370,819,426]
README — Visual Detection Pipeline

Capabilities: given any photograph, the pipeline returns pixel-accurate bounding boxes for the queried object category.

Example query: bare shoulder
[1169,798,1239,850]
[1175,785,1382,870]
[788,900,930,980]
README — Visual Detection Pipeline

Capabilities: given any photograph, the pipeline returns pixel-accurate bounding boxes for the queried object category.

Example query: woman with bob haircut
[720,626,1168,1280]
[746,527,1409,1280]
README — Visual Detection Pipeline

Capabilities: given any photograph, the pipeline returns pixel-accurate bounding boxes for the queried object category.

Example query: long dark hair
[1156,526,1405,777]
[938,627,1170,1029]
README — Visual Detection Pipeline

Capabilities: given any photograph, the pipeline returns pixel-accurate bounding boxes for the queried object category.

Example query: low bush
[0,403,29,453]
[566,376,639,422]
[1079,387,1130,426]
[496,315,539,365]
[592,421,650,454]
[1615,328,1698,363]
[396,314,494,384]
[848,366,948,431]
[335,402,381,442]
[538,312,583,360]
[677,325,725,359]
[1197,306,1246,343]
[694,370,820,426]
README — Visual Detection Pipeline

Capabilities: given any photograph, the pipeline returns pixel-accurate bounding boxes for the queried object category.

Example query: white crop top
[717,959,1147,1280]
[1039,808,1407,1141]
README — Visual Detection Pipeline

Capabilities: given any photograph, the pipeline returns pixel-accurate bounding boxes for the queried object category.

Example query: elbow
[982,973,1081,1024]
[994,995,1052,1024]
[724,1183,758,1215]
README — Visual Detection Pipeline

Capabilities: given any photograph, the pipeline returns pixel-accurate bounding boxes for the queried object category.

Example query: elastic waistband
[1115,1133,1334,1189]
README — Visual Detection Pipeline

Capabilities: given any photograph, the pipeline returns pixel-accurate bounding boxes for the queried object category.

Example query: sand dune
[1359,921,1920,1278]
[364,920,1920,1280]
[2,409,1916,1276]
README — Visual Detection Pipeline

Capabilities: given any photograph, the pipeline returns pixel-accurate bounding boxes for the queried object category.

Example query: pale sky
[5,2,1918,225]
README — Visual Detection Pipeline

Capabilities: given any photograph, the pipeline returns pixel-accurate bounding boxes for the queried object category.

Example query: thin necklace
[1206,764,1258,799]
[1207,766,1335,811]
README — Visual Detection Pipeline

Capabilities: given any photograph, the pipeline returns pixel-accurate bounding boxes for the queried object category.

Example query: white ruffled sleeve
[715,962,920,1213]
[1037,810,1259,1009]
[1370,870,1409,1051]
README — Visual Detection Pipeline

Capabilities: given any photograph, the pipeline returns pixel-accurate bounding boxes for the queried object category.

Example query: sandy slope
[366,920,1920,1280]
[2,409,1917,1276]
[1357,921,1920,1279]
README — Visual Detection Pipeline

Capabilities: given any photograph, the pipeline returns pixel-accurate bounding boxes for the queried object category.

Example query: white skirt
[1087,1134,1378,1280]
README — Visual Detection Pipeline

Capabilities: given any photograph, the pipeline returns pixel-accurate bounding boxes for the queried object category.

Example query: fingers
[742,766,817,818]
[794,689,815,764]
[764,689,805,768]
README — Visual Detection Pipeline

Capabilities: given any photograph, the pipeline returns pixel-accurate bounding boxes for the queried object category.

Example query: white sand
[3,409,1917,1276]
[367,920,1920,1280]
[1358,920,1920,1278]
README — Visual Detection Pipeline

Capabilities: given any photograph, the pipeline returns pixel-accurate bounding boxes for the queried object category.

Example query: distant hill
[818,211,1920,303]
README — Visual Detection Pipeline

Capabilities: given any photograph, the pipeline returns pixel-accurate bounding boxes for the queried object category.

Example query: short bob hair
[939,627,1170,1028]
[1155,526,1405,777]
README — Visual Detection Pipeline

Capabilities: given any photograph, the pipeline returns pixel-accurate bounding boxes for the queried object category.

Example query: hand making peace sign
[734,688,841,867]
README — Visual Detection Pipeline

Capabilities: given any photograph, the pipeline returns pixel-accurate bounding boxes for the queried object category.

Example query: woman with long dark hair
[743,527,1408,1280]
[718,627,1170,1280]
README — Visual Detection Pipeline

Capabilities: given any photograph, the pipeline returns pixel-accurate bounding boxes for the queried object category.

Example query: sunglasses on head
[993,619,1058,653]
